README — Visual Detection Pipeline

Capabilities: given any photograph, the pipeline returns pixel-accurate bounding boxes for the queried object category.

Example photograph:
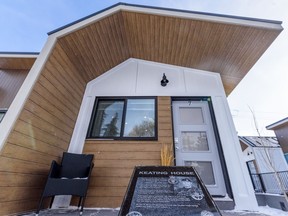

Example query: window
[0,110,6,123]
[87,97,157,140]
[247,161,257,174]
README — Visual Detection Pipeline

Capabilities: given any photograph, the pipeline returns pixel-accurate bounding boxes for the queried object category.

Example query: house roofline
[266,117,288,130]
[239,136,257,147]
[48,2,122,35]
[0,52,39,58]
[48,2,283,36]
[239,136,280,148]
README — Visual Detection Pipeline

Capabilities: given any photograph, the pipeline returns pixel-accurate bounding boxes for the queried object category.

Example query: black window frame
[0,109,7,123]
[87,97,158,140]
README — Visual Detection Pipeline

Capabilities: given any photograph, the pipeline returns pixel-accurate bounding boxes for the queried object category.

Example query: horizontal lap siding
[0,44,88,215]
[83,96,173,208]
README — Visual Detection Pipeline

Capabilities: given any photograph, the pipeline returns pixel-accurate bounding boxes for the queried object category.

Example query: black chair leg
[80,196,87,216]
[36,195,44,216]
[78,197,82,209]
[49,196,55,208]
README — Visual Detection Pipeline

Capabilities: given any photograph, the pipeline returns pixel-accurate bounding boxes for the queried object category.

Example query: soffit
[0,53,38,70]
[56,8,282,95]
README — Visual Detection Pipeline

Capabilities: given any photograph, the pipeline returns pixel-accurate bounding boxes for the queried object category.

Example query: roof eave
[0,52,39,58]
[48,3,283,38]
[266,117,288,130]
[0,52,38,70]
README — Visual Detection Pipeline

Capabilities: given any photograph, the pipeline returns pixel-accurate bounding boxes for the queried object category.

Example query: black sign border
[119,166,222,216]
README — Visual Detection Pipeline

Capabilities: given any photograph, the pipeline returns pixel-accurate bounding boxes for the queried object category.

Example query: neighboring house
[267,117,288,162]
[0,52,38,122]
[0,3,283,215]
[239,136,288,211]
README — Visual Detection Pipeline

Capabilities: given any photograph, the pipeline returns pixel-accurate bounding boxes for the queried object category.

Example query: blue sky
[1,0,288,136]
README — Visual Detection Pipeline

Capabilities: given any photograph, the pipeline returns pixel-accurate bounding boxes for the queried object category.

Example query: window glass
[184,161,215,185]
[88,98,156,139]
[90,100,124,137]
[247,161,257,174]
[179,107,204,125]
[181,131,209,151]
[0,111,6,123]
[123,99,155,137]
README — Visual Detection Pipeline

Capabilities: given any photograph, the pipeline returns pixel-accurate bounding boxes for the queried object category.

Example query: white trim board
[0,37,57,152]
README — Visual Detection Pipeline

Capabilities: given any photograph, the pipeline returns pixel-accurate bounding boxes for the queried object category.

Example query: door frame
[171,96,233,198]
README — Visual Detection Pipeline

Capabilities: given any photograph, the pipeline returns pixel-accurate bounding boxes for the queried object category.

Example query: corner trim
[0,37,56,152]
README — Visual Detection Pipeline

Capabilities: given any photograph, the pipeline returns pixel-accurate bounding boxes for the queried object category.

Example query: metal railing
[250,171,288,194]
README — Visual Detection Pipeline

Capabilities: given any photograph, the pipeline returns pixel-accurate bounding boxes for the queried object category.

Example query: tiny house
[267,117,288,162]
[239,136,288,210]
[0,3,283,215]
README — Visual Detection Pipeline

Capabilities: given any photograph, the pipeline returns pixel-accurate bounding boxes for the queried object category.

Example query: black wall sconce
[161,73,169,87]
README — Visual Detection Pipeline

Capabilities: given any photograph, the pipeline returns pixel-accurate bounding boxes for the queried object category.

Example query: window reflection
[181,131,209,151]
[91,100,124,137]
[185,161,215,185]
[124,99,155,137]
[88,98,156,139]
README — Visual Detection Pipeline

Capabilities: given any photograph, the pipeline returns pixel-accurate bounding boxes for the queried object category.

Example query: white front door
[172,100,226,196]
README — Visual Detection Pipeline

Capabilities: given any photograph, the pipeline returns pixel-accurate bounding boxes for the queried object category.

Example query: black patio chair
[36,152,94,216]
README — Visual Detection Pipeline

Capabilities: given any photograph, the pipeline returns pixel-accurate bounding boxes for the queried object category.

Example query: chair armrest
[49,160,61,178]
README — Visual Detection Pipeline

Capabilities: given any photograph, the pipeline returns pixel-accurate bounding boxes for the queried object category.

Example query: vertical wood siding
[0,44,88,215]
[58,12,130,81]
[82,96,173,208]
[0,69,29,108]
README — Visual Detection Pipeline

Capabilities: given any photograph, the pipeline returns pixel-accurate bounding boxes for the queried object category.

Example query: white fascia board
[266,117,288,130]
[120,5,283,30]
[51,5,123,38]
[51,4,282,39]
[0,36,56,152]
[0,53,38,58]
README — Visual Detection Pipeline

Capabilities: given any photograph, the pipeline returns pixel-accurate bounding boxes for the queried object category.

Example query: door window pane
[124,99,155,137]
[179,107,204,125]
[90,100,124,137]
[181,131,209,151]
[185,161,215,185]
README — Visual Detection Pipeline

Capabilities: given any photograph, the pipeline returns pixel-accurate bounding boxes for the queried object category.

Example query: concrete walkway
[21,208,271,216]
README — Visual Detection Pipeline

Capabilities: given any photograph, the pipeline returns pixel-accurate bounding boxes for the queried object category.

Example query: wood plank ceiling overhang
[54,4,283,95]
[0,53,38,70]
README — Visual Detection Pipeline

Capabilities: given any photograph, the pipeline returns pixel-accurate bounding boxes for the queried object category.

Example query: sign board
[119,166,222,216]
